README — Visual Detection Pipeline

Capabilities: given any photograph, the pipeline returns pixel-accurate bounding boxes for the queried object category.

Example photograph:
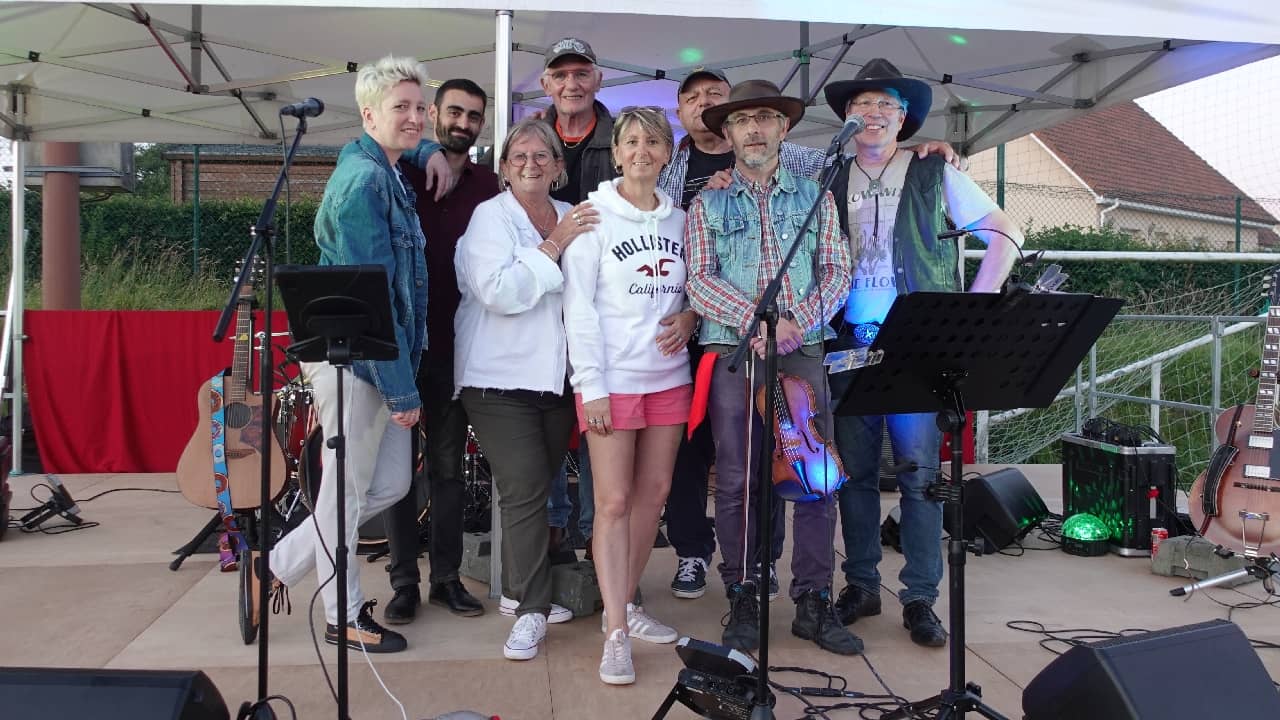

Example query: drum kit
[270,379,493,550]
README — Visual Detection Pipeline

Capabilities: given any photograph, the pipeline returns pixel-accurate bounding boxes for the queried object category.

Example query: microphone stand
[724,149,850,720]
[214,114,310,720]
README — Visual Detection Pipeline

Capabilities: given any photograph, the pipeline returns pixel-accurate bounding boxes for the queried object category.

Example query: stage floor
[3,465,1277,719]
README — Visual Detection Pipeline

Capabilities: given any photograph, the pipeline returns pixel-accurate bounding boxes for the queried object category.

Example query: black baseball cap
[545,37,597,68]
[678,66,729,95]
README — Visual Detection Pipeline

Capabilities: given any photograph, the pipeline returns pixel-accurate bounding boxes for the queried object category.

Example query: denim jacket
[690,166,848,347]
[313,133,434,412]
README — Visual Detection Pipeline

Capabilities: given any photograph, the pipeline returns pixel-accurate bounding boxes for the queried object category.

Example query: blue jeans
[830,371,943,606]
[547,461,572,529]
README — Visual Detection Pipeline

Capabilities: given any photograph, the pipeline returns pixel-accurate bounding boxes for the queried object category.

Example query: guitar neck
[229,297,253,401]
[1254,304,1280,435]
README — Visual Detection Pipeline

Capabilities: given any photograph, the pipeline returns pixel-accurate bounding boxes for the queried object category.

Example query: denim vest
[832,153,958,294]
[697,166,827,347]
[313,133,429,412]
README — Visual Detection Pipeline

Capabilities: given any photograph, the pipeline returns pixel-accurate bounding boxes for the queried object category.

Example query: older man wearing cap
[822,58,1023,648]
[685,79,859,656]
[541,37,618,205]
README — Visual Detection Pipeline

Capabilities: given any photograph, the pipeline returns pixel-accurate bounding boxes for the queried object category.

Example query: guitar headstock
[232,257,267,300]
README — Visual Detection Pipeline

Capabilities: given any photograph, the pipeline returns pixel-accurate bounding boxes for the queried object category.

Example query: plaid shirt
[659,139,829,209]
[685,164,850,344]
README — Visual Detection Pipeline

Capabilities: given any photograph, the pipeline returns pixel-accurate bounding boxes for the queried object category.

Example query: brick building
[164,144,341,203]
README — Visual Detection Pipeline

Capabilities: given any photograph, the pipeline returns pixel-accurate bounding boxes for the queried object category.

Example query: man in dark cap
[822,58,1023,648]
[540,37,617,205]
[685,79,860,656]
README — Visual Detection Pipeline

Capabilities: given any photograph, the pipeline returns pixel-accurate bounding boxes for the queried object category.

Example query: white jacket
[563,179,691,404]
[454,191,571,396]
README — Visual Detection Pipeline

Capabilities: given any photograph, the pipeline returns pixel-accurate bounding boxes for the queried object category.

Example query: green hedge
[965,225,1266,312]
[2,189,320,280]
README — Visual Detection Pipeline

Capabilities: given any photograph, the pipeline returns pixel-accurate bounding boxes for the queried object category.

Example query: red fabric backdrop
[25,310,290,473]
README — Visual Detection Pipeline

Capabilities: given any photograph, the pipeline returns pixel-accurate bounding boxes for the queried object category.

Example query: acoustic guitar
[175,264,287,509]
[1188,269,1280,556]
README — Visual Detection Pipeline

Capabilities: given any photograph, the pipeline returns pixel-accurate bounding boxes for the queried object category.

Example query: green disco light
[949,34,969,46]
[679,47,704,64]
[1062,513,1110,556]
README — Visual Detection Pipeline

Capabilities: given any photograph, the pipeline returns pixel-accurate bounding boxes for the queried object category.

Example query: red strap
[688,352,718,439]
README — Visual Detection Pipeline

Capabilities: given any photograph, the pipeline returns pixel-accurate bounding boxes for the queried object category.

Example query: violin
[755,373,847,502]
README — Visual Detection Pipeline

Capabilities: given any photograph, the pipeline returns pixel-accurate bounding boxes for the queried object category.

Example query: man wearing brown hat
[685,79,860,656]
[822,58,1023,648]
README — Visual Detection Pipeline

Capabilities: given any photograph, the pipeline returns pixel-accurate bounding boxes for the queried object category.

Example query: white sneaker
[599,628,635,685]
[499,595,573,624]
[503,613,547,661]
[601,602,679,644]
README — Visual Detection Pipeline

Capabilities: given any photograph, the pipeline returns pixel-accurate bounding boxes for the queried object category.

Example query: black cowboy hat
[701,79,805,138]
[823,58,931,141]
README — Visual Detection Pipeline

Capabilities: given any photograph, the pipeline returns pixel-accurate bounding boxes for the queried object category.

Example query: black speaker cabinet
[1061,432,1178,556]
[1023,619,1280,719]
[0,667,229,719]
[962,468,1048,553]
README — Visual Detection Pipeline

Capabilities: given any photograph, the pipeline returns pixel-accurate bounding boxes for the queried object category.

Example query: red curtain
[25,310,290,473]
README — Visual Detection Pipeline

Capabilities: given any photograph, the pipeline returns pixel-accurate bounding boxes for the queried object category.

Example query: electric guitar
[175,262,287,509]
[1188,268,1280,556]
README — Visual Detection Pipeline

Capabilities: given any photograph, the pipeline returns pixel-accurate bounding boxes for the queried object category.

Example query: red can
[1150,527,1169,557]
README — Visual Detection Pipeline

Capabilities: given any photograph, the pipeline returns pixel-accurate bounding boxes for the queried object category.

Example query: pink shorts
[575,384,693,432]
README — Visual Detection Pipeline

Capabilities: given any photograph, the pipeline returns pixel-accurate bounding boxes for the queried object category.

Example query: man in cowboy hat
[685,79,860,656]
[658,68,963,603]
[822,58,1023,648]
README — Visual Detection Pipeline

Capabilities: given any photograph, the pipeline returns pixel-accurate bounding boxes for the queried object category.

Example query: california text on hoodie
[563,178,691,404]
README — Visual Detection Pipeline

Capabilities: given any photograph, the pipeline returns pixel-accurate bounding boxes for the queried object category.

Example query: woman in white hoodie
[562,106,698,685]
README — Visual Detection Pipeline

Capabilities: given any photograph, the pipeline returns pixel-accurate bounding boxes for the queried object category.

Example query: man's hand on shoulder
[703,169,734,191]
[423,150,458,201]
[911,140,966,171]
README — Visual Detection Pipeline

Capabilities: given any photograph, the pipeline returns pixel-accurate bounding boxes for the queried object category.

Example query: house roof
[1034,102,1275,224]
[162,143,342,161]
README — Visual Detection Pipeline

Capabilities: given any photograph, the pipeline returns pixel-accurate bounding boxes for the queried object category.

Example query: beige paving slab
[0,562,210,668]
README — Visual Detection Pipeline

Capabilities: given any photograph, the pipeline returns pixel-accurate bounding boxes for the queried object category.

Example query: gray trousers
[460,386,574,617]
[706,343,838,601]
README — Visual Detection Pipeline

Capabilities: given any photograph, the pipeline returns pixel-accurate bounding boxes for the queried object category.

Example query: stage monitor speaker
[1023,619,1280,719]
[962,468,1048,553]
[0,667,229,720]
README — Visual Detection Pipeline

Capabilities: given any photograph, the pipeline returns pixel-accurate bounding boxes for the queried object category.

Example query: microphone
[827,115,866,153]
[279,97,324,118]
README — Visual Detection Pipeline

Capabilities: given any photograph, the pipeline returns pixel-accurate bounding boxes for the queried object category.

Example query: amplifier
[673,668,756,720]
[1061,432,1178,556]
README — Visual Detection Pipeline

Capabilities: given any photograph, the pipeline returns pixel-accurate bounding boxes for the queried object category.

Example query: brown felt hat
[700,79,804,138]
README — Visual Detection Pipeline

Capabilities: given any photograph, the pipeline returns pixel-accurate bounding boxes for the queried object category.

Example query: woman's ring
[573,212,581,221]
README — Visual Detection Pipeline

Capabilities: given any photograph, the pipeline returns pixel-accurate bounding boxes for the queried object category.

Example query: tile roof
[1034,102,1274,225]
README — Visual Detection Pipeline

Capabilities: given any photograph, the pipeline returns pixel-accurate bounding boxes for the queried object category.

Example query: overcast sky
[1137,54,1279,217]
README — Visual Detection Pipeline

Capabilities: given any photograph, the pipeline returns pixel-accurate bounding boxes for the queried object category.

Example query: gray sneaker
[599,628,635,685]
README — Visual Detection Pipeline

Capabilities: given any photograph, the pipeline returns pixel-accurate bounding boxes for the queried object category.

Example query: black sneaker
[671,556,709,599]
[754,562,780,602]
[721,582,761,651]
[903,601,947,648]
[834,584,882,625]
[383,585,420,625]
[792,588,864,656]
[326,600,407,653]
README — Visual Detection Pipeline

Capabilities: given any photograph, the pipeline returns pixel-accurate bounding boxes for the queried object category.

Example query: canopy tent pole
[8,136,26,474]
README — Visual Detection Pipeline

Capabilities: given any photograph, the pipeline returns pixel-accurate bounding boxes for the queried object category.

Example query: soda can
[1150,527,1169,557]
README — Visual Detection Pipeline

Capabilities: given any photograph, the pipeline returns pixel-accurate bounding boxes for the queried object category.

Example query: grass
[7,247,232,310]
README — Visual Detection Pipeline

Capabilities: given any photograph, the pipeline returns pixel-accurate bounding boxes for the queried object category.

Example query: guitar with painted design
[175,262,287,509]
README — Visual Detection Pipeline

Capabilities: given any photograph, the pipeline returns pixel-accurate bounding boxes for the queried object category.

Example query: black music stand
[274,264,398,720]
[834,290,1121,720]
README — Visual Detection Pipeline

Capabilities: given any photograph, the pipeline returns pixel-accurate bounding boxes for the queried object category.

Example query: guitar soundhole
[226,403,253,429]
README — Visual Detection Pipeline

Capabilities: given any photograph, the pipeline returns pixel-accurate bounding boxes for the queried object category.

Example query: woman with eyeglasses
[562,106,697,685]
[453,116,598,663]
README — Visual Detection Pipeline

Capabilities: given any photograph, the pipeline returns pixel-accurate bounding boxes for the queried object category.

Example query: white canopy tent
[1,1,1278,473]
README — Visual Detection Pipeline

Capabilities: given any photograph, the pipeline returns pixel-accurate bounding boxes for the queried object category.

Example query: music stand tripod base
[836,291,1120,720]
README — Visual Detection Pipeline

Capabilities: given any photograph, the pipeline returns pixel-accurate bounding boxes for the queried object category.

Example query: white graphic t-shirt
[842,150,997,327]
